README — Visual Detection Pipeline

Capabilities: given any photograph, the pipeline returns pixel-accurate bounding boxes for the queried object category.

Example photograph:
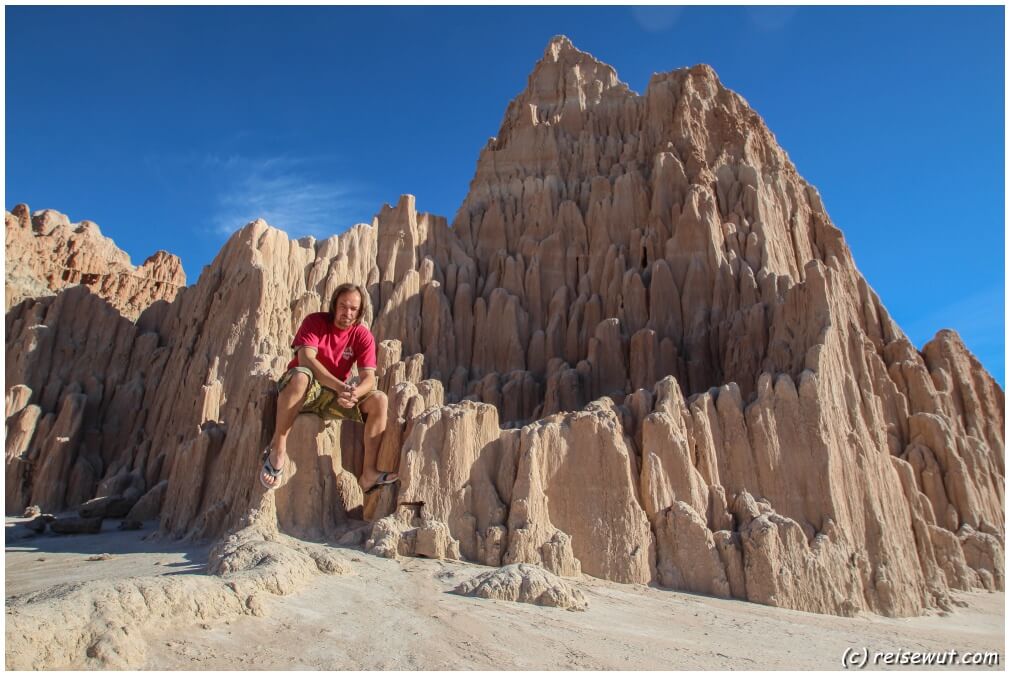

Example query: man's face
[333,290,361,329]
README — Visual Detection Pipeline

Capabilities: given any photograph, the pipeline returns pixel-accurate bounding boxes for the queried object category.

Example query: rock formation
[452,562,589,611]
[4,204,185,318]
[5,36,1003,618]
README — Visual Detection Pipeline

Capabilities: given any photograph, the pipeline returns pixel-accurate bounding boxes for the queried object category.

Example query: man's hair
[327,283,368,325]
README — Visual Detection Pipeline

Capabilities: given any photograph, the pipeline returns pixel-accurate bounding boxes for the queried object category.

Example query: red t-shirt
[286,312,377,381]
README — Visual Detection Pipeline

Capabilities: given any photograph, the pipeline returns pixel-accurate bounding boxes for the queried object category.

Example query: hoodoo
[5,36,1003,618]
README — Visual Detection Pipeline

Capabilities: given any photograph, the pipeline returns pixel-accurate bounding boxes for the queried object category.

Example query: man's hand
[337,381,359,409]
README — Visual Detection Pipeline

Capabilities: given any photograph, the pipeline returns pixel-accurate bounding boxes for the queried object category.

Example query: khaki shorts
[277,366,376,423]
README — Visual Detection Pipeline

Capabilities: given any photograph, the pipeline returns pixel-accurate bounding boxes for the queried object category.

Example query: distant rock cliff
[5,36,1003,617]
[5,204,185,318]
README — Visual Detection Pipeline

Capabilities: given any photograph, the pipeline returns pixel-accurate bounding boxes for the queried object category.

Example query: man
[260,282,397,493]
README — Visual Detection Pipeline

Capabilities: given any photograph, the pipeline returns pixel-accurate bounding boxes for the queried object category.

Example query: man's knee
[364,390,387,416]
[280,370,311,398]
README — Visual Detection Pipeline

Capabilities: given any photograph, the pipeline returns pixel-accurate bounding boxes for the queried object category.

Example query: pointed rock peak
[544,34,576,60]
[496,36,630,139]
[529,34,620,86]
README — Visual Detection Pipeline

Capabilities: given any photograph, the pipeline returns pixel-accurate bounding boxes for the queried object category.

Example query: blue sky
[6,6,1004,384]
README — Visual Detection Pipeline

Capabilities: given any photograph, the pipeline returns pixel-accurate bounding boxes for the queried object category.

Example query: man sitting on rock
[260,282,397,493]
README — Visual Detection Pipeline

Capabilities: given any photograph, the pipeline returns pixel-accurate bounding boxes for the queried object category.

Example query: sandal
[260,446,285,490]
[364,471,399,494]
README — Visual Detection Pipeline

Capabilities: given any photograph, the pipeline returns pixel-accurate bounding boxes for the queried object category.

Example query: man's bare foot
[359,470,398,493]
[261,445,287,489]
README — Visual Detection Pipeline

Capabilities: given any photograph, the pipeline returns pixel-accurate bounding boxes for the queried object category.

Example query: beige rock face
[365,505,463,561]
[5,205,185,319]
[4,36,1003,617]
[504,402,654,584]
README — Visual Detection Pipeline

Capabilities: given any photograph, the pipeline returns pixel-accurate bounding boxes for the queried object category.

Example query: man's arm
[297,346,345,391]
[343,328,378,405]
[352,368,376,400]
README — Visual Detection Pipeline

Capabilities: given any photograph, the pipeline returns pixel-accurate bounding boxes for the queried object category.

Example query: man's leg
[263,370,311,488]
[357,390,394,491]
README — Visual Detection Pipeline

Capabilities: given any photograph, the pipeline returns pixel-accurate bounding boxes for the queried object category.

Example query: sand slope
[5,518,1003,670]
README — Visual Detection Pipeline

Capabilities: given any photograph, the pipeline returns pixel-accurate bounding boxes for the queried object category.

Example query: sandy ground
[5,518,1005,670]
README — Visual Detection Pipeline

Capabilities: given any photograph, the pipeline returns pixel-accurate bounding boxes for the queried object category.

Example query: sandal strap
[262,449,284,476]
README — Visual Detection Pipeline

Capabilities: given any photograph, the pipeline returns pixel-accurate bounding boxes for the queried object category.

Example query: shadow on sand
[5,517,212,597]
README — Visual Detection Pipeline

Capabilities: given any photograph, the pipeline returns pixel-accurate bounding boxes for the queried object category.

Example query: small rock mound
[452,563,588,611]
[366,505,461,560]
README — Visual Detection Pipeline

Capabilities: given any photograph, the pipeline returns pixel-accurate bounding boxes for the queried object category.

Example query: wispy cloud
[630,6,683,33]
[746,6,799,31]
[206,154,374,239]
